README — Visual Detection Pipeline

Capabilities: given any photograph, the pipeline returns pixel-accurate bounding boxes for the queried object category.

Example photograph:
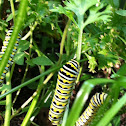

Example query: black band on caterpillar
[76,92,108,126]
[0,27,21,86]
[48,59,80,125]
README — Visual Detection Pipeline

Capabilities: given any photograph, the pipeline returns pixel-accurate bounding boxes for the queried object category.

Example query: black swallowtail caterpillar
[48,59,80,125]
[0,27,21,86]
[76,92,108,126]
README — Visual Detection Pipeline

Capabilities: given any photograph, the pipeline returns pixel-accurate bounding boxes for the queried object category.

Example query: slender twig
[10,0,15,23]
[66,27,71,58]
[11,90,38,119]
[10,72,54,119]
[76,27,83,61]
[4,72,12,126]
[0,66,61,100]
[57,19,71,65]
[21,71,54,125]
[12,23,37,105]
[21,21,38,40]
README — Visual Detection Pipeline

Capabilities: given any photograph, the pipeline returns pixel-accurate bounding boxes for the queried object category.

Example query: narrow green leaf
[112,116,120,126]
[62,104,69,126]
[96,93,126,126]
[6,11,18,22]
[84,78,115,86]
[65,83,93,126]
[0,66,61,100]
[32,56,54,66]
[116,10,126,16]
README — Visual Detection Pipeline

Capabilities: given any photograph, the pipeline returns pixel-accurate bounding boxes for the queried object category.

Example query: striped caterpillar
[48,59,80,125]
[0,27,21,86]
[76,92,108,126]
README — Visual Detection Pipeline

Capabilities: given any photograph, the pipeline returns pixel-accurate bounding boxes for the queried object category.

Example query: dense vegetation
[0,0,126,126]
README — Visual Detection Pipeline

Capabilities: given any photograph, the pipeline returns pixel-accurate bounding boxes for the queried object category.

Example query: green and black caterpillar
[76,92,108,126]
[48,59,80,125]
[0,27,21,86]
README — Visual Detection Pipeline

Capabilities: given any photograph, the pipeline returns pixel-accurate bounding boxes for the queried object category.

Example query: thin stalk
[4,72,12,126]
[21,21,38,40]
[4,53,17,124]
[76,65,83,83]
[57,19,71,65]
[13,23,36,105]
[21,71,54,125]
[11,74,53,119]
[11,90,38,119]
[10,0,15,23]
[30,89,52,120]
[66,27,71,58]
[62,103,69,126]
[0,66,61,100]
[12,61,29,104]
[1,61,15,95]
[0,0,2,18]
[96,93,126,126]
[32,40,44,56]
[20,38,46,124]
[21,78,43,125]
[76,27,83,61]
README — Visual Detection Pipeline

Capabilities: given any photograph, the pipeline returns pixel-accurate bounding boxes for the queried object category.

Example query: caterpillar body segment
[0,27,21,86]
[76,92,107,126]
[49,59,80,125]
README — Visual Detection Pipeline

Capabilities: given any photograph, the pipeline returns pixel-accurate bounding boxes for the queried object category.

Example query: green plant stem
[4,72,12,126]
[20,31,45,125]
[13,23,36,105]
[11,87,52,119]
[0,0,2,18]
[66,28,71,58]
[21,21,38,40]
[76,27,83,61]
[57,19,71,65]
[10,0,15,23]
[32,40,44,56]
[21,71,54,125]
[12,61,29,104]
[21,83,42,126]
[0,66,61,100]
[11,91,37,119]
[29,88,52,120]
[96,93,126,126]
[0,0,28,81]
[11,67,52,119]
